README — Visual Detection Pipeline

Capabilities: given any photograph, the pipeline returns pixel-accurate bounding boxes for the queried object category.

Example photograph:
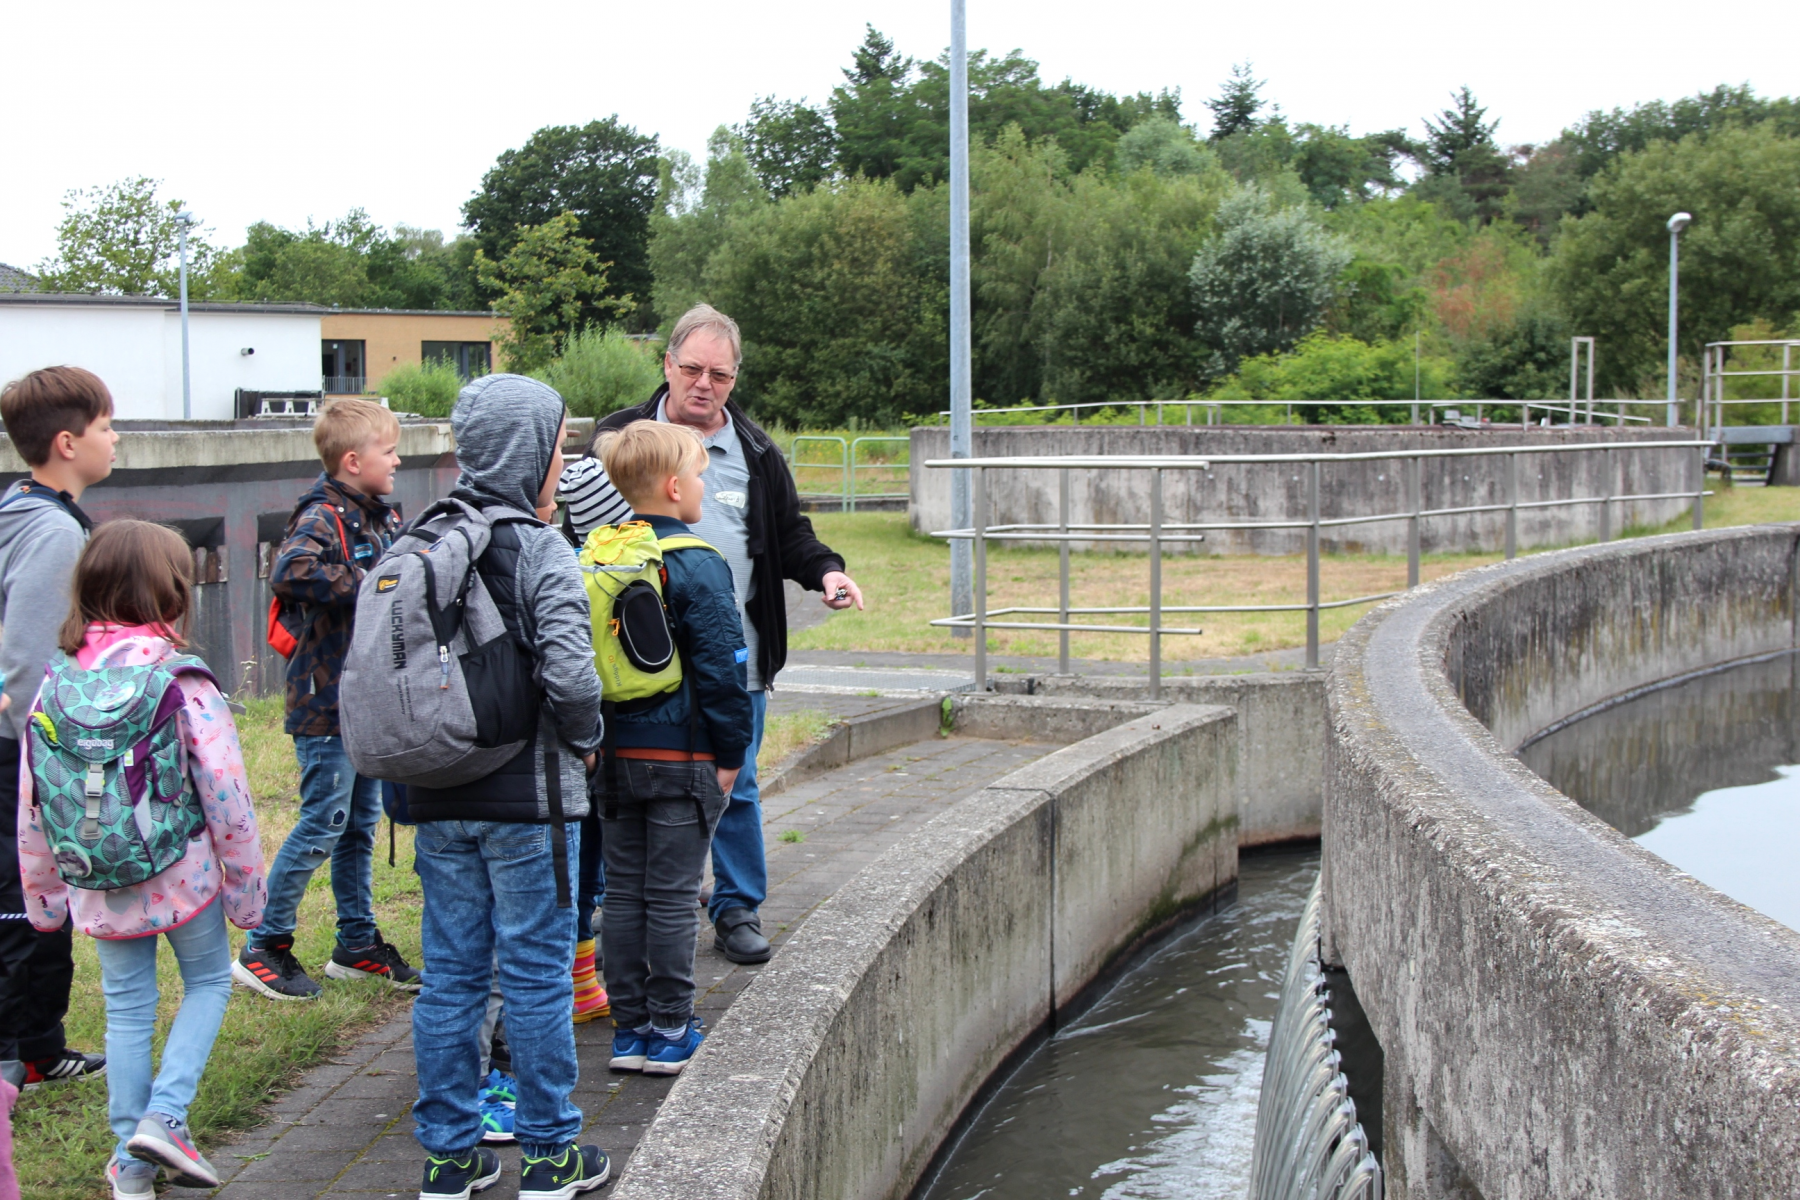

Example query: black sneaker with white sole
[420,1146,502,1199]
[325,931,422,991]
[21,1048,105,1090]
[518,1144,609,1199]
[233,939,322,1000]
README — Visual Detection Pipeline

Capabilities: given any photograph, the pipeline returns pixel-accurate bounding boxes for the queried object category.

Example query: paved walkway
[177,732,1049,1199]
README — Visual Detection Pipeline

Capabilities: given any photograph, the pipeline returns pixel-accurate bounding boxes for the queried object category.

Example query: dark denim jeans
[707,689,766,922]
[601,760,727,1031]
[411,819,582,1156]
[576,808,604,943]
[249,735,381,950]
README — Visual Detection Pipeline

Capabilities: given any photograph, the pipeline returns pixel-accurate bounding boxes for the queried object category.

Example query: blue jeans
[250,735,381,950]
[411,820,582,1156]
[708,690,767,922]
[93,899,233,1163]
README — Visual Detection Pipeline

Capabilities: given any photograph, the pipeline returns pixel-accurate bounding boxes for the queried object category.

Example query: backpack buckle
[81,761,106,840]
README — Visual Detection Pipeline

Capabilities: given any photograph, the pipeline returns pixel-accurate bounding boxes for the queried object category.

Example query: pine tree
[1206,63,1264,141]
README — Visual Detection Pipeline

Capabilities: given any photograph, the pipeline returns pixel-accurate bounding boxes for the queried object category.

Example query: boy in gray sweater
[0,366,118,1090]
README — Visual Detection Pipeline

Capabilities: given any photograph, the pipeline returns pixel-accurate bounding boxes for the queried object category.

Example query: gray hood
[451,373,566,514]
[0,482,90,738]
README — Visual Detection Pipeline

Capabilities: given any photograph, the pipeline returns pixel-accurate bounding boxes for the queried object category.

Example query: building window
[422,341,491,380]
[323,340,366,394]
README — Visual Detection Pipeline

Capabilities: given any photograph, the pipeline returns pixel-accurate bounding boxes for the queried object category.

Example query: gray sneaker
[125,1111,219,1188]
[106,1153,157,1200]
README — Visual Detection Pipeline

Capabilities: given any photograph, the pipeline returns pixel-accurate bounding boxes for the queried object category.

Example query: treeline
[30,28,1800,421]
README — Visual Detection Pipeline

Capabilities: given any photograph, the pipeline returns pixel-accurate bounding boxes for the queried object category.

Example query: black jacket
[595,387,845,687]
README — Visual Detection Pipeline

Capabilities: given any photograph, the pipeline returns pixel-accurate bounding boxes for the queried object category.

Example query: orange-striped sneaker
[326,932,422,992]
[572,938,610,1023]
[232,938,321,1001]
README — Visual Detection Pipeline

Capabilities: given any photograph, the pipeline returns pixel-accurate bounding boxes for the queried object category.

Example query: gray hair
[667,303,742,366]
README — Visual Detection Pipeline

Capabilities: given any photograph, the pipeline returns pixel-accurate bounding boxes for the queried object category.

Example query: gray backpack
[340,497,540,788]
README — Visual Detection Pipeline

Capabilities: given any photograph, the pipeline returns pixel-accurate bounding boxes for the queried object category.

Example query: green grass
[14,698,420,1200]
[796,483,1800,662]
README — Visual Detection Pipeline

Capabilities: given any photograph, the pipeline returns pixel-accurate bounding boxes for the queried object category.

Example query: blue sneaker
[420,1146,502,1198]
[478,1094,516,1143]
[643,1021,705,1076]
[518,1144,609,1199]
[609,1028,649,1072]
[478,1068,517,1107]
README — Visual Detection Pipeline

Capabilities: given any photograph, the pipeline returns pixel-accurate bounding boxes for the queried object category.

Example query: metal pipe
[1306,461,1320,670]
[1058,467,1070,675]
[1600,446,1613,542]
[1694,445,1705,531]
[1149,468,1163,700]
[1668,213,1691,427]
[1408,456,1421,587]
[948,0,973,635]
[974,466,987,689]
[1505,452,1518,560]
[1784,343,1792,426]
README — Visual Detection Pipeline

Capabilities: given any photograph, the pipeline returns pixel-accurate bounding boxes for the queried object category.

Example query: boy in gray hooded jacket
[0,366,117,1092]
[405,374,612,1200]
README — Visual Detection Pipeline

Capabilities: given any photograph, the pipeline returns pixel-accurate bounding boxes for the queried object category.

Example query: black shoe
[20,1048,105,1090]
[713,907,772,964]
[326,931,423,991]
[233,938,323,1000]
[518,1144,609,1199]
[420,1146,502,1199]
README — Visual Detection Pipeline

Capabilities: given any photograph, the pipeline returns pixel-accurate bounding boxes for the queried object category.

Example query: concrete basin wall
[1325,525,1800,1197]
[610,702,1240,1200]
[909,425,1699,555]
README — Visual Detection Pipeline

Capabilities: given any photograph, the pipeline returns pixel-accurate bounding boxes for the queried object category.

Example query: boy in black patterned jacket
[233,399,418,1000]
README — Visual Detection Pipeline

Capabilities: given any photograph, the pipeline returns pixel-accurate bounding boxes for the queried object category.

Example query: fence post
[974,467,988,690]
[1138,403,1146,426]
[1306,460,1320,670]
[1149,468,1163,699]
[1693,445,1706,531]
[844,438,855,513]
[1505,452,1518,560]
[1058,467,1071,675]
[1600,446,1614,541]
[1408,456,1422,588]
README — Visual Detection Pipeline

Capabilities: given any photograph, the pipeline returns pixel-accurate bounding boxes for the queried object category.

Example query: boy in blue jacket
[592,420,751,1076]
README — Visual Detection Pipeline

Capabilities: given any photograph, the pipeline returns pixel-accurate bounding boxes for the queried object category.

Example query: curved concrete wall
[611,702,1240,1200]
[909,426,1699,555]
[1325,525,1800,1197]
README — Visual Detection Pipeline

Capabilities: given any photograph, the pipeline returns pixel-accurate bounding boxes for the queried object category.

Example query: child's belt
[612,748,716,762]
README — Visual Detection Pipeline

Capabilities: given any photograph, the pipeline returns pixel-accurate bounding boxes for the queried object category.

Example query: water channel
[919,848,1319,1200]
[1519,650,1800,931]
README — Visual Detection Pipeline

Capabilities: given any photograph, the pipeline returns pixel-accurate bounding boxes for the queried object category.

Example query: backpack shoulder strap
[656,534,718,555]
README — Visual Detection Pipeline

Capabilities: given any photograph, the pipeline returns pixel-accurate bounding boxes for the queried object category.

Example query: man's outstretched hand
[821,571,864,611]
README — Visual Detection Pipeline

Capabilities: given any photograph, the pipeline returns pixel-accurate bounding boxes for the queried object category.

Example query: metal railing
[786,435,911,511]
[934,397,1653,427]
[927,440,1712,696]
[323,375,367,394]
[1700,340,1800,434]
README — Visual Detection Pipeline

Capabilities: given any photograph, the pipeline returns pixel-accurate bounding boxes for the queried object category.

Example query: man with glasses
[593,305,862,965]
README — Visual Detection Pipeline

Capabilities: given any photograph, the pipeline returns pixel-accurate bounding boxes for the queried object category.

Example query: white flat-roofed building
[0,293,326,420]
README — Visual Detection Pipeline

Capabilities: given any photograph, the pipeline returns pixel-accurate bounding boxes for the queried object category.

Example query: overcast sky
[4,0,1795,269]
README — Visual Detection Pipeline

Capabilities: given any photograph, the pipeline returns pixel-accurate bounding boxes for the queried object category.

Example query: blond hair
[314,398,401,475]
[597,420,707,507]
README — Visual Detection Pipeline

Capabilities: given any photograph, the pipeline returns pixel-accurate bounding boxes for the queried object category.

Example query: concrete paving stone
[205,1180,333,1200]
[330,1156,427,1191]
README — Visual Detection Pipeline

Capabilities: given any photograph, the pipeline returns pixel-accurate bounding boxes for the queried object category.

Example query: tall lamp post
[1666,211,1691,428]
[174,210,199,420]
[948,0,972,633]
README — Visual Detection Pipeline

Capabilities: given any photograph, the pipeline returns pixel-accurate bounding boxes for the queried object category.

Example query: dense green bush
[538,327,665,418]
[1208,333,1456,422]
[372,360,465,417]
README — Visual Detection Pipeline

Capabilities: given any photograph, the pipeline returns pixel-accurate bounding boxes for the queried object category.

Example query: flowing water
[1519,650,1800,931]
[918,849,1319,1200]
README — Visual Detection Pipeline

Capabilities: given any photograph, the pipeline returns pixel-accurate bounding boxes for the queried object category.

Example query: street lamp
[174,210,199,420]
[948,0,972,636]
[1666,211,1691,427]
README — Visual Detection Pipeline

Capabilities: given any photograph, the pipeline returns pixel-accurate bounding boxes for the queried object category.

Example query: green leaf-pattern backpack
[26,654,216,890]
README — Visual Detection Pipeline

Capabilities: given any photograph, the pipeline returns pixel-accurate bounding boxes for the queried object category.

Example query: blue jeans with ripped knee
[248,734,382,951]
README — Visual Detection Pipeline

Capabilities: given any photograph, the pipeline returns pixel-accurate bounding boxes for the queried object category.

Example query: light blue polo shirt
[657,399,760,691]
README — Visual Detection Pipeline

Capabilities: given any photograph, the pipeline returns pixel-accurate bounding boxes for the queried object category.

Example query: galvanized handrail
[786,434,910,511]
[927,440,1712,696]
[934,397,1655,427]
[1701,339,1800,431]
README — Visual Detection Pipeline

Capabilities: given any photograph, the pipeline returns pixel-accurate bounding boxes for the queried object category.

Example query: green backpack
[578,521,716,704]
[25,654,215,890]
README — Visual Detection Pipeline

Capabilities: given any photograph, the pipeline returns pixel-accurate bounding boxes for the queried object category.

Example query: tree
[1548,123,1800,394]
[35,177,221,297]
[738,96,839,197]
[1561,84,1800,183]
[648,130,769,325]
[1115,117,1214,177]
[474,212,628,374]
[227,211,479,310]
[538,327,666,418]
[1190,187,1352,372]
[1454,308,1572,400]
[1208,332,1456,420]
[830,26,915,183]
[1206,64,1265,142]
[1418,87,1511,223]
[463,119,660,328]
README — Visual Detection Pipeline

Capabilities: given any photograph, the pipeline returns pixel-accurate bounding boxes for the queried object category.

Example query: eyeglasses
[671,358,738,387]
